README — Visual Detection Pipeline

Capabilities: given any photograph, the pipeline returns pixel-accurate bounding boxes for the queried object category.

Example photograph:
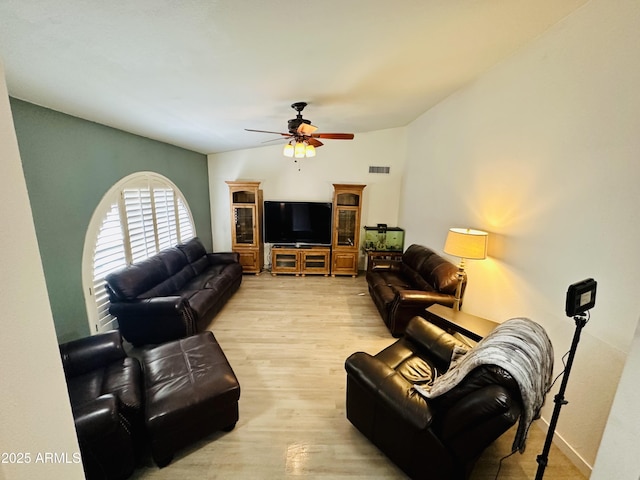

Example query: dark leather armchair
[345,316,523,480]
[60,330,143,480]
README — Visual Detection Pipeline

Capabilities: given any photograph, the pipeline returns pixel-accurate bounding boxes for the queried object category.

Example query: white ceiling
[0,0,588,155]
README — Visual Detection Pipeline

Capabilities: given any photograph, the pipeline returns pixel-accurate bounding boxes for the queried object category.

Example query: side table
[423,304,499,343]
[365,250,403,271]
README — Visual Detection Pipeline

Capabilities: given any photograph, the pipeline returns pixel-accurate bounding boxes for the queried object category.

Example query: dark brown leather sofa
[105,237,242,347]
[366,244,465,336]
[60,330,143,480]
[345,316,522,480]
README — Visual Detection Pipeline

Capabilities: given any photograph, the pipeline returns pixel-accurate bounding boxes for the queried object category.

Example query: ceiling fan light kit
[285,140,316,158]
[246,102,354,160]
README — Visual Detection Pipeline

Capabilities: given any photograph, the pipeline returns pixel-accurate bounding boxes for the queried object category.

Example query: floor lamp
[443,228,488,311]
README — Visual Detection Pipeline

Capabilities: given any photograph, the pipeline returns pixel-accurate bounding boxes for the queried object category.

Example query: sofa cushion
[375,338,438,385]
[160,248,195,291]
[402,244,432,271]
[139,277,179,299]
[106,255,169,301]
[202,263,243,289]
[420,256,459,294]
[180,264,227,291]
[158,248,188,275]
[65,357,142,414]
[178,237,209,275]
[182,288,221,320]
[399,263,431,290]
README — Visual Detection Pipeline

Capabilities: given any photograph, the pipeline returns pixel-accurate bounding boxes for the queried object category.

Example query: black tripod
[535,313,588,480]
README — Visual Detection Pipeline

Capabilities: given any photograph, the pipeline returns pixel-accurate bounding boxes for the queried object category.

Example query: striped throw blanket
[414,317,554,453]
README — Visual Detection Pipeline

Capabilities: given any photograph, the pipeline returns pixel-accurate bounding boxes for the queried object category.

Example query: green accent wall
[10,99,211,343]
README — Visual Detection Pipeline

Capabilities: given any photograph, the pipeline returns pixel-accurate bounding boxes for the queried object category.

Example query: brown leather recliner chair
[60,330,143,480]
[345,316,524,480]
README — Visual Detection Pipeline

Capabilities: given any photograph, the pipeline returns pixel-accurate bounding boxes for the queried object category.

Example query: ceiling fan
[245,102,354,158]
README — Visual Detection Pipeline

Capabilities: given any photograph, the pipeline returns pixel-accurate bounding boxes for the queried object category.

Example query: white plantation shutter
[84,172,196,333]
[154,187,178,251]
[178,197,194,240]
[124,187,157,263]
[92,203,127,332]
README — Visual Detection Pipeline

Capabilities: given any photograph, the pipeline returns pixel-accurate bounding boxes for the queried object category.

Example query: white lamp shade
[283,143,294,157]
[294,141,306,158]
[444,228,488,260]
[305,144,316,157]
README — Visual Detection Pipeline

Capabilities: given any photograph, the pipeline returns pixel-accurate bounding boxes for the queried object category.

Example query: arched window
[82,172,195,334]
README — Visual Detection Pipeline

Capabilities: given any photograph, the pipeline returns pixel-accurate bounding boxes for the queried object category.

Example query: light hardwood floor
[130,274,588,480]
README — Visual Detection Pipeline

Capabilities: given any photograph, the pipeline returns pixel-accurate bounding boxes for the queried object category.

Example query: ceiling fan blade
[245,129,291,137]
[310,133,355,140]
[261,137,291,144]
[297,123,318,135]
[306,137,324,148]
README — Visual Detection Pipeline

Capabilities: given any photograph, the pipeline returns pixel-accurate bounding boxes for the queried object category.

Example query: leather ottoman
[140,331,240,467]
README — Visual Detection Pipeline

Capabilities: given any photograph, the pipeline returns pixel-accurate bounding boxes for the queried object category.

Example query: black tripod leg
[535,315,587,480]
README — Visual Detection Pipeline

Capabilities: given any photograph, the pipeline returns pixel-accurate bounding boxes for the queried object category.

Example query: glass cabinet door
[336,209,357,246]
[232,190,256,204]
[233,205,256,245]
[336,193,360,207]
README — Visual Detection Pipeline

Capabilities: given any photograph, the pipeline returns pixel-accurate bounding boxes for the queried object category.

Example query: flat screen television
[264,201,333,246]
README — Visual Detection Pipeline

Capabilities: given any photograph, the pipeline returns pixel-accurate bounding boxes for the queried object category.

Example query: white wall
[400,0,640,474]
[208,127,407,266]
[0,62,84,479]
[592,320,640,478]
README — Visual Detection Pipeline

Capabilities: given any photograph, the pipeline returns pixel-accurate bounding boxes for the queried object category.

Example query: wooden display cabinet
[331,184,366,277]
[271,246,331,276]
[226,181,263,274]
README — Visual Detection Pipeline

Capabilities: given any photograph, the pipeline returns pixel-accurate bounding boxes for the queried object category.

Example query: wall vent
[368,166,391,174]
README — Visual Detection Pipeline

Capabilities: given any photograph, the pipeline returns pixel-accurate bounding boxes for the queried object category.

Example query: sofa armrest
[109,296,195,346]
[72,394,122,442]
[207,252,240,265]
[345,352,433,430]
[60,330,125,378]
[396,289,456,306]
[440,384,521,460]
[385,290,457,337]
[73,394,136,479]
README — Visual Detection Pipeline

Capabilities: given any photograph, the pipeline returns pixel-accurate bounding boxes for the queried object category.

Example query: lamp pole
[453,258,466,311]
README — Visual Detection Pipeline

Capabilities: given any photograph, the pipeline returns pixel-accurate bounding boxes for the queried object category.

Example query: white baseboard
[534,419,593,478]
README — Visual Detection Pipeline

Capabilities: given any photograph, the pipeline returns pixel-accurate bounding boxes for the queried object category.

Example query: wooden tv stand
[271,245,331,276]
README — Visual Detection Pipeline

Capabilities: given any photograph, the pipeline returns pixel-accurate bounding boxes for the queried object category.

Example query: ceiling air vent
[368,166,390,174]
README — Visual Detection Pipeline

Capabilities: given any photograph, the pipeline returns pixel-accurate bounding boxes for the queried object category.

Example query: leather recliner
[345,316,522,480]
[60,330,143,480]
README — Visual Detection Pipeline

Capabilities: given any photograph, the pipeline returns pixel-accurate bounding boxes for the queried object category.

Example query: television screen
[264,201,332,245]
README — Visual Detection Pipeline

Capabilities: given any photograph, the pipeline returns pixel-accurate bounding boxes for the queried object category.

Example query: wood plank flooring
[130,274,588,480]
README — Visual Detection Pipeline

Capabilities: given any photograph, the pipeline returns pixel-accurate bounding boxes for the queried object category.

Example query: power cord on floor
[549,312,591,391]
[493,449,518,479]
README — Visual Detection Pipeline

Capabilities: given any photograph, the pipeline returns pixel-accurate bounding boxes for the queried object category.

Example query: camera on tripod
[565,278,597,317]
